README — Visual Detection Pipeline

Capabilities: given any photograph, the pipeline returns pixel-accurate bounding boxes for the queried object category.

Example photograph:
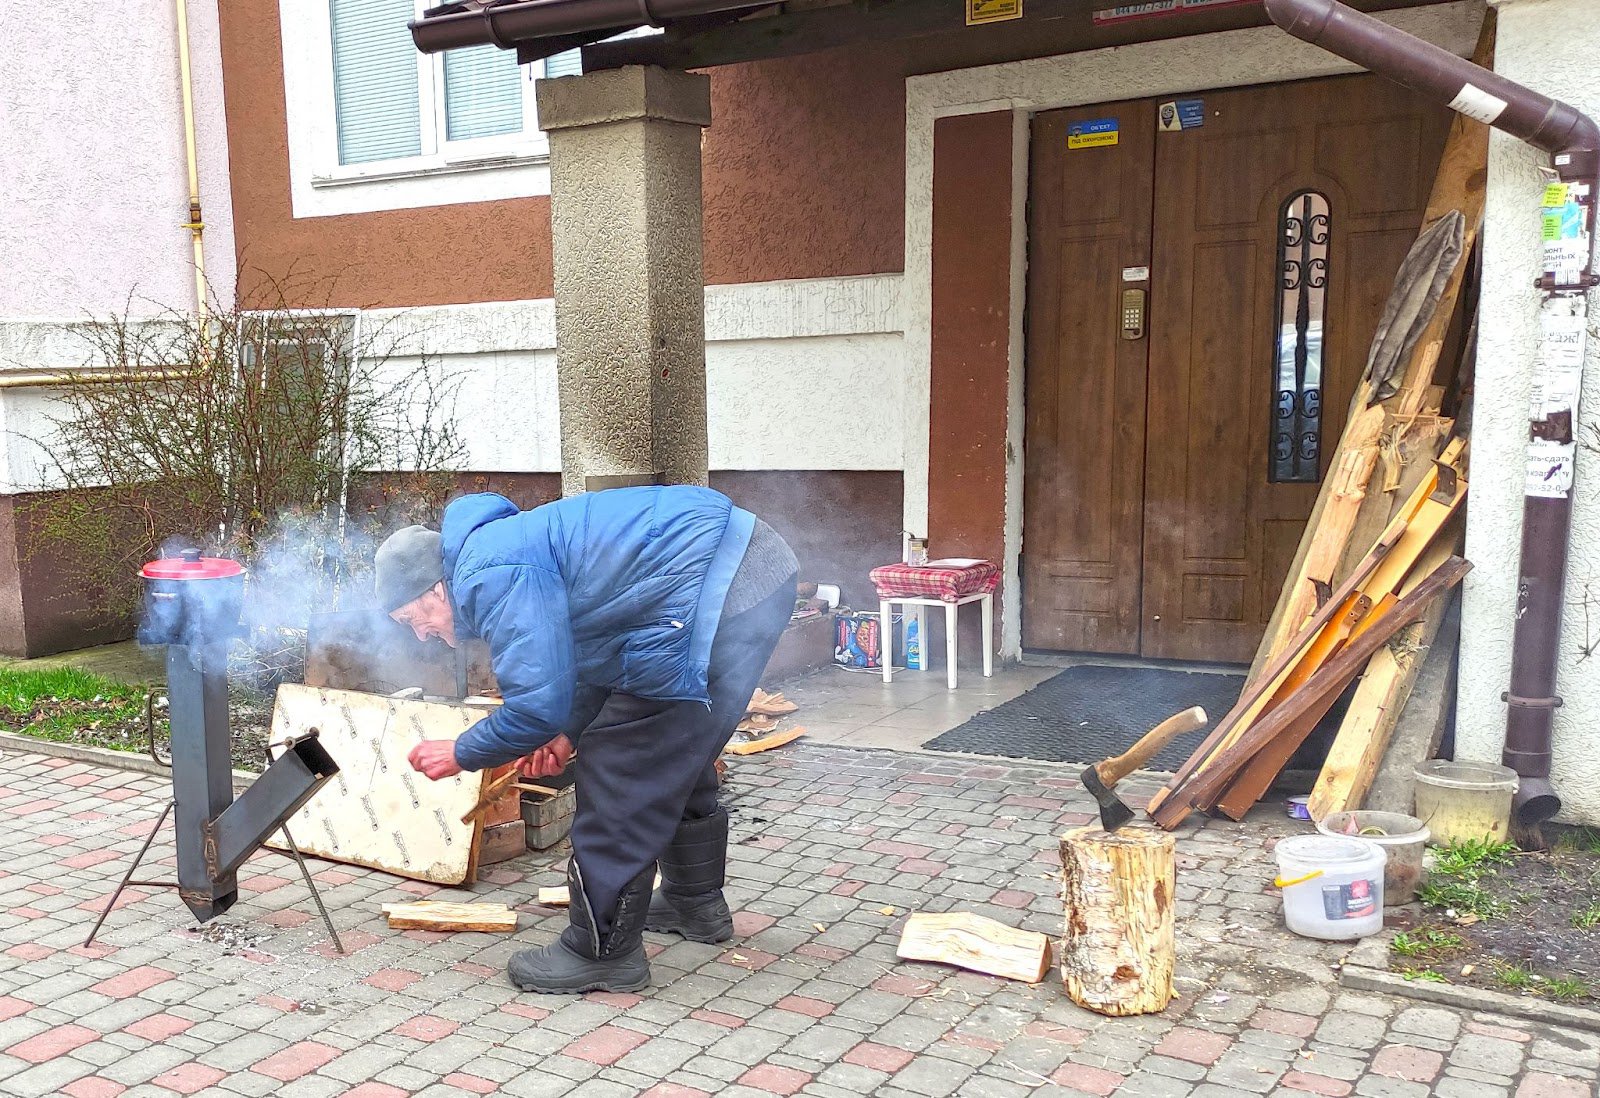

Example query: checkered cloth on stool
[869,560,1000,603]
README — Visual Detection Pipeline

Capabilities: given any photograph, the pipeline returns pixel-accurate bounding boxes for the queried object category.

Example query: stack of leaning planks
[1148,12,1495,830]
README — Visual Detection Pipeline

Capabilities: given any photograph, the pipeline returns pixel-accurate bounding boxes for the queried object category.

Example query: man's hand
[408,739,463,781]
[517,734,574,780]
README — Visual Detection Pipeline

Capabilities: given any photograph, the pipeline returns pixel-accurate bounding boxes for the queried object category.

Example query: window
[1270,190,1330,484]
[327,0,583,169]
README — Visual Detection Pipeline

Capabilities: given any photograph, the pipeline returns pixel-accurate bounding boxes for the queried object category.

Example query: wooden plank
[1246,13,1492,679]
[264,685,486,885]
[1059,827,1175,1016]
[725,726,806,755]
[1364,593,1462,815]
[382,901,517,933]
[896,912,1052,984]
[1153,556,1471,828]
[1258,405,1386,667]
[1306,531,1462,819]
[538,886,570,907]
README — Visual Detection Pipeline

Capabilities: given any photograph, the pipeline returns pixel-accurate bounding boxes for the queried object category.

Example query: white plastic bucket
[1274,835,1387,940]
[1316,811,1430,906]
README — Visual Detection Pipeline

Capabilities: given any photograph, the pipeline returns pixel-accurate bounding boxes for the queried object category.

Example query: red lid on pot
[141,550,243,581]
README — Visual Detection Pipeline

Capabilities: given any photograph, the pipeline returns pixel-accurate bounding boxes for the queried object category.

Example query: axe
[1081,706,1209,833]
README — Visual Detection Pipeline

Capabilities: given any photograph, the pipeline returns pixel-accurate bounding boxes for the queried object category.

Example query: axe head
[1081,763,1134,833]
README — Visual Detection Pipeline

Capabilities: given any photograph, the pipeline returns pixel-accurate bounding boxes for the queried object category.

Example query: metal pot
[138,548,245,647]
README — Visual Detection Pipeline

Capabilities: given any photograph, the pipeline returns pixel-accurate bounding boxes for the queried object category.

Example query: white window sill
[310,148,552,190]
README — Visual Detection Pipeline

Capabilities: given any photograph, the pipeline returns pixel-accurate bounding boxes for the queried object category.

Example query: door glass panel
[1271,190,1329,483]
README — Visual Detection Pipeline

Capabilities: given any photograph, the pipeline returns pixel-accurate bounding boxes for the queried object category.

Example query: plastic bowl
[1316,810,1429,905]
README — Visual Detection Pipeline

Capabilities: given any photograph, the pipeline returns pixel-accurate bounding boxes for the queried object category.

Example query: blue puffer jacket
[445,486,755,771]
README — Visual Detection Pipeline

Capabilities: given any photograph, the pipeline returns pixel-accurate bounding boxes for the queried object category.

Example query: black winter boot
[508,862,652,994]
[646,807,734,943]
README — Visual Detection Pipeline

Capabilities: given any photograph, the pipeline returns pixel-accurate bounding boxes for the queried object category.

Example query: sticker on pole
[1448,83,1507,125]
[1068,118,1120,150]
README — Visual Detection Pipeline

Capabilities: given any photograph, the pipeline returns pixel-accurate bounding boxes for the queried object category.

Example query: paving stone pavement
[1,744,1597,1097]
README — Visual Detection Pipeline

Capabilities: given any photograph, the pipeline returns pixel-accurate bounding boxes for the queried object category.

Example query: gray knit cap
[374,525,444,612]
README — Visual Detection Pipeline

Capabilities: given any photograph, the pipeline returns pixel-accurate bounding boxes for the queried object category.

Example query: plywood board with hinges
[264,684,489,884]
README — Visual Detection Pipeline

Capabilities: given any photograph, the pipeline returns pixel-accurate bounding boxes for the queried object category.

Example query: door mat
[922,664,1245,771]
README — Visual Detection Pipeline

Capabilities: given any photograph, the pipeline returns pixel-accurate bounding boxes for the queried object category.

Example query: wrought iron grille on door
[1271,190,1330,484]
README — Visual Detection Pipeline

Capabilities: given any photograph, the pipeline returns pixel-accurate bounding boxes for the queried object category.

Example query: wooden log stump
[1059,825,1176,1016]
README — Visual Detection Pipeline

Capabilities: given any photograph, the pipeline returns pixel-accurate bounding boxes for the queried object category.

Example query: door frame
[902,0,1483,660]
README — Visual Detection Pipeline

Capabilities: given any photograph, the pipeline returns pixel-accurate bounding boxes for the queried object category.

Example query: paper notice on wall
[1542,182,1592,288]
[1525,297,1588,499]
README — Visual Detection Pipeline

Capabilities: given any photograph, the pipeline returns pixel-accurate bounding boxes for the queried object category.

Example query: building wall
[0,0,236,657]
[1459,0,1600,825]
[0,1,236,320]
[220,0,907,307]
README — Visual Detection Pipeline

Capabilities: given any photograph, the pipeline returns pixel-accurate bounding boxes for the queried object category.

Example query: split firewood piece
[725,726,805,756]
[1059,826,1175,1016]
[747,688,799,717]
[736,714,780,735]
[539,871,661,907]
[381,901,517,932]
[896,911,1052,983]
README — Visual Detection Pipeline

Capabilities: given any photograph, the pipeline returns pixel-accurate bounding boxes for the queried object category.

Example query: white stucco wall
[1459,0,1600,826]
[365,274,906,476]
[0,0,235,319]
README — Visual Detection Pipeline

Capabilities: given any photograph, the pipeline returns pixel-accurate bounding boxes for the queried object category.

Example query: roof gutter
[1266,0,1600,829]
[409,0,767,54]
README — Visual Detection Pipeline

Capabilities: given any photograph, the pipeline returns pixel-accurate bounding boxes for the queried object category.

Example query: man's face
[390,582,457,648]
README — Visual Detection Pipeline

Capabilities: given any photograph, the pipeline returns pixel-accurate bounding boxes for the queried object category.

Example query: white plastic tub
[1316,811,1429,906]
[1274,835,1387,940]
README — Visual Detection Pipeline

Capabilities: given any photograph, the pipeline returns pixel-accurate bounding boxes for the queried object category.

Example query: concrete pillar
[536,66,712,498]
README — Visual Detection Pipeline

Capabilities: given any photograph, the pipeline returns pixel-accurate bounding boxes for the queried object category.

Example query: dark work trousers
[568,576,797,939]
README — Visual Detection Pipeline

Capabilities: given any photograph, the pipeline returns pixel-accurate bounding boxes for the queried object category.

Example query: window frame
[279,0,557,217]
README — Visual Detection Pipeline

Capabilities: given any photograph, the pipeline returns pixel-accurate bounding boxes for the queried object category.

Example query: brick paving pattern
[1,745,1597,1097]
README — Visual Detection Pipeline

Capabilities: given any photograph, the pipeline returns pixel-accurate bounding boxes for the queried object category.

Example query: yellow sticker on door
[1068,118,1119,149]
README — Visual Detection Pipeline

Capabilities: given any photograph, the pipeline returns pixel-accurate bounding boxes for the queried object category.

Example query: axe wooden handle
[1094,707,1208,788]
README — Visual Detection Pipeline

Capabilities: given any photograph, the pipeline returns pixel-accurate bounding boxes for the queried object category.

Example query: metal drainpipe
[1264,0,1600,826]
[175,0,207,317]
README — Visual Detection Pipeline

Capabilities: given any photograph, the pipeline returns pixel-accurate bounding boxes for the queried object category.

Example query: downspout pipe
[1265,0,1600,827]
[410,0,767,54]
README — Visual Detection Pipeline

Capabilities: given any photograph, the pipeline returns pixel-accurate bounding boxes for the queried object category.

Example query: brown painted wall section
[928,112,1013,663]
[702,43,905,285]
[219,0,905,307]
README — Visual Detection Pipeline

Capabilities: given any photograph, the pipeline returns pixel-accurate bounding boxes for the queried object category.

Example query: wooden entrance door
[1022,75,1449,662]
